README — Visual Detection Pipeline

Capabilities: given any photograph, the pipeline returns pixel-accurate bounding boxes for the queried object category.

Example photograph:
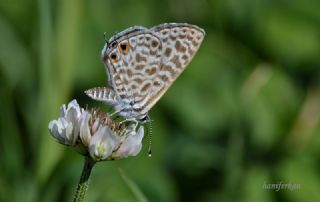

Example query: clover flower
[48,99,144,161]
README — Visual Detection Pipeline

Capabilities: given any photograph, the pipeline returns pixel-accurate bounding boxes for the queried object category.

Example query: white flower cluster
[48,100,144,161]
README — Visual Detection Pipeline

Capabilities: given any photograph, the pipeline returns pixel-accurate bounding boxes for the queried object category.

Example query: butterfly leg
[119,118,139,130]
[110,110,121,117]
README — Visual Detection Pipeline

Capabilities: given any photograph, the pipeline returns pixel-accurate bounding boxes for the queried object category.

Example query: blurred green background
[1,0,320,201]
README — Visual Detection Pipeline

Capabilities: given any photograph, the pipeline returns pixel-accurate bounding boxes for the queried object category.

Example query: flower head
[48,100,144,161]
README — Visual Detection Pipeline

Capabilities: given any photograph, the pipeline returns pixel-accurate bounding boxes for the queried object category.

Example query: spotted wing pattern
[85,23,205,120]
[141,23,205,116]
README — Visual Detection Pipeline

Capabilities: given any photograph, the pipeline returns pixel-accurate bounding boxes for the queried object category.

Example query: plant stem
[73,156,96,202]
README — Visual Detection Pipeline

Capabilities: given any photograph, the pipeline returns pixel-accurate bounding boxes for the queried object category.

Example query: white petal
[91,117,100,134]
[113,125,144,158]
[49,119,62,140]
[80,111,92,146]
[60,101,68,117]
[48,118,74,145]
[89,126,120,161]
[60,99,81,118]
[65,122,74,143]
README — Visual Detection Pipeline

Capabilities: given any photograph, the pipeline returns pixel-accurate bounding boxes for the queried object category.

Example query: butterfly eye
[118,41,129,54]
[109,53,119,62]
[111,41,117,48]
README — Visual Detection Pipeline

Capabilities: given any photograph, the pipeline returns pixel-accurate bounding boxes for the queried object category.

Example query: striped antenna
[104,32,108,43]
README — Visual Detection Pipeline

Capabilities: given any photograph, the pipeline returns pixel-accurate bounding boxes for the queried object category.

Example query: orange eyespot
[109,53,119,62]
[118,41,129,54]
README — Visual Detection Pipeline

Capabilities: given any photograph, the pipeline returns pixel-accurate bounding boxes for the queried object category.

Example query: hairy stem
[73,156,96,202]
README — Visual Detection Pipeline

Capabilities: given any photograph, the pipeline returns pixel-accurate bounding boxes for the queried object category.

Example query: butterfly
[85,23,205,122]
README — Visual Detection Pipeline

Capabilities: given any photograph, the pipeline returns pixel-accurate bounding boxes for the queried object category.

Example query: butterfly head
[101,26,147,64]
[101,39,131,65]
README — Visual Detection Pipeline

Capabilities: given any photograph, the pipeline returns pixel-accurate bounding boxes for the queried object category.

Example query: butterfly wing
[103,28,163,119]
[136,23,205,115]
[97,23,205,120]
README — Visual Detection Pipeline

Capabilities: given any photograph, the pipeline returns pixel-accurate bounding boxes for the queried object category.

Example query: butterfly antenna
[103,32,108,43]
